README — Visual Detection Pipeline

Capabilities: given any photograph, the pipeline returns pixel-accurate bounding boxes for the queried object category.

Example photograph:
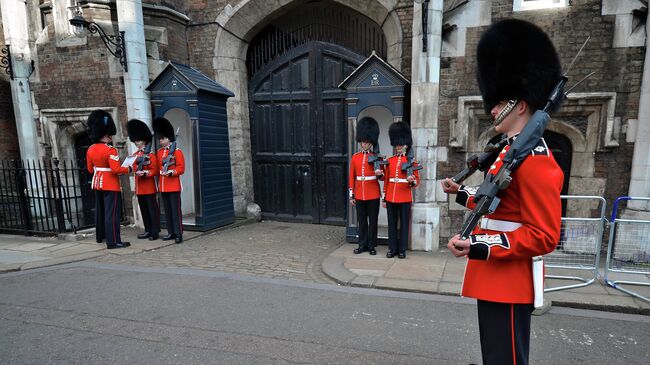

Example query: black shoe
[174,235,183,244]
[353,246,368,254]
[398,252,406,259]
[107,242,131,249]
[386,251,394,258]
[96,238,103,244]
[148,234,159,241]
[369,247,377,255]
[161,234,175,241]
[137,232,150,239]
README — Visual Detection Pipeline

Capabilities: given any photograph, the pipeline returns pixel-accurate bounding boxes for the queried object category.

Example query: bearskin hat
[356,117,380,145]
[388,121,412,147]
[477,19,562,114]
[126,119,153,143]
[87,109,117,142]
[153,117,175,142]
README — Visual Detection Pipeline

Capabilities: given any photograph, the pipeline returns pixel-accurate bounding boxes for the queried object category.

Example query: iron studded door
[249,42,362,224]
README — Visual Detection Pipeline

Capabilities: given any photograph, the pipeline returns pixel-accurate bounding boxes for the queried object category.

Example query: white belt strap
[356,176,377,181]
[389,178,408,183]
[532,256,544,308]
[479,218,522,232]
[94,167,111,172]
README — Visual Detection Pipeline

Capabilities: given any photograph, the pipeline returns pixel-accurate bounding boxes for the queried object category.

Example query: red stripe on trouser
[177,193,183,234]
[511,304,517,365]
[112,192,117,243]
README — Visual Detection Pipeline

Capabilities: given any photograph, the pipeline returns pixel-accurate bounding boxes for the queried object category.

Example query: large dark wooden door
[544,130,572,215]
[249,42,363,224]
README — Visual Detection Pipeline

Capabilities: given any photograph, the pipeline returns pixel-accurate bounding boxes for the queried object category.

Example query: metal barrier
[604,196,650,303]
[543,195,607,292]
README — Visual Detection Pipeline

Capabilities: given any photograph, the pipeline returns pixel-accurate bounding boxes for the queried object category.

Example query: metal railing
[0,158,97,235]
[604,196,650,303]
[544,195,607,292]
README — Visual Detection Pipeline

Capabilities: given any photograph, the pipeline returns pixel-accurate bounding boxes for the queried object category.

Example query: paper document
[121,156,137,168]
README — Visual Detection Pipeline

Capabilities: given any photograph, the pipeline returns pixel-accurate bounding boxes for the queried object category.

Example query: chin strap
[493,100,518,127]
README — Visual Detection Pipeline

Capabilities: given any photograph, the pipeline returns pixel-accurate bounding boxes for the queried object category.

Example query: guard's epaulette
[530,138,551,156]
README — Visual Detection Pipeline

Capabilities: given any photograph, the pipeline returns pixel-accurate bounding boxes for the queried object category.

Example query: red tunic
[348,151,382,201]
[455,137,563,304]
[156,147,185,193]
[86,143,130,191]
[133,150,158,195]
[383,154,419,203]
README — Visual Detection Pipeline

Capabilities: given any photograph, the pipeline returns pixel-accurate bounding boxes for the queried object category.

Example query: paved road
[1,263,648,364]
[96,221,341,284]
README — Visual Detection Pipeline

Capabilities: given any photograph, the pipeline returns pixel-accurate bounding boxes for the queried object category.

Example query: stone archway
[211,0,404,214]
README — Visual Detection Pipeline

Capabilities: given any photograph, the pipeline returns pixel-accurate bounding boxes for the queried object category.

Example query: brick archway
[211,0,404,214]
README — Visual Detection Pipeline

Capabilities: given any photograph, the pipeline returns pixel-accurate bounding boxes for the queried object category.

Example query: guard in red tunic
[383,122,419,259]
[348,117,383,255]
[85,110,132,249]
[127,119,160,241]
[153,117,185,244]
[442,19,564,365]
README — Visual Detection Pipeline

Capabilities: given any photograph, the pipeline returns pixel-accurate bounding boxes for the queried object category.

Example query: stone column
[0,0,39,162]
[116,0,151,126]
[627,18,650,213]
[409,0,442,251]
[117,0,152,228]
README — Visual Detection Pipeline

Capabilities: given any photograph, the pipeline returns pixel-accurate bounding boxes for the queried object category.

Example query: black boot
[161,234,175,241]
[174,235,183,244]
[107,242,131,249]
[137,232,150,239]
[353,246,368,254]
[148,233,159,240]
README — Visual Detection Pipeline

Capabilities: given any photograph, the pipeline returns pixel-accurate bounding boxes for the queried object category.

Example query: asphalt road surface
[1,262,648,364]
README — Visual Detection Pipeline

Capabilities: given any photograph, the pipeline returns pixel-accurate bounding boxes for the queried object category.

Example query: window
[513,0,568,12]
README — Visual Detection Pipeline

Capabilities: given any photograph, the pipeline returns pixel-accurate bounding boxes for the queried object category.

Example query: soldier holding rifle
[348,117,384,255]
[154,117,185,244]
[127,119,160,241]
[441,19,564,365]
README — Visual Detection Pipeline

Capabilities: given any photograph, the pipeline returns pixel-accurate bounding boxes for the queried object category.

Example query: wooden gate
[249,42,364,224]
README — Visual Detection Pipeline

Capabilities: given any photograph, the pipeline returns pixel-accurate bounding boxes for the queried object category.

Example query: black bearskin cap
[87,109,117,142]
[153,117,175,142]
[388,121,412,147]
[477,19,562,114]
[126,119,153,143]
[356,117,380,145]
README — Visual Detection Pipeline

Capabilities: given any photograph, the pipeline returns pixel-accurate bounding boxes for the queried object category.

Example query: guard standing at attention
[383,122,419,259]
[348,117,383,255]
[153,117,185,244]
[127,119,160,241]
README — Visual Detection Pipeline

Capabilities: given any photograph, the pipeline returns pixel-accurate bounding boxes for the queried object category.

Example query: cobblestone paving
[95,221,345,284]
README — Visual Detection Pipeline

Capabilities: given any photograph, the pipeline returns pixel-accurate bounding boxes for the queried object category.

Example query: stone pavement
[1,220,649,314]
[322,244,650,315]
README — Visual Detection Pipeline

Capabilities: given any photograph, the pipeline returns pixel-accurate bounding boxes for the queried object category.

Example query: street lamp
[68,5,128,72]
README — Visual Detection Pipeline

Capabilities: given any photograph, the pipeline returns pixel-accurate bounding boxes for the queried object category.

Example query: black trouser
[137,193,160,236]
[161,191,183,236]
[386,201,411,253]
[477,300,533,365]
[355,198,380,248]
[95,190,122,245]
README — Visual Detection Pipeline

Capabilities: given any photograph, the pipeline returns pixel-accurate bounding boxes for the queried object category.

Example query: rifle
[457,36,591,241]
[451,135,507,184]
[367,145,388,172]
[401,147,423,184]
[135,142,152,172]
[162,128,180,174]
